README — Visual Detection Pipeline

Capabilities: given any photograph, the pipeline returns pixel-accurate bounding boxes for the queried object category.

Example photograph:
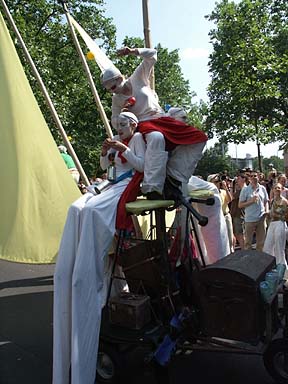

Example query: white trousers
[141,131,205,194]
[53,180,129,384]
[224,212,234,253]
[263,220,288,273]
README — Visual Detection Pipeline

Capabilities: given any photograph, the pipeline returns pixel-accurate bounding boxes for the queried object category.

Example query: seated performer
[53,112,145,384]
[101,47,208,200]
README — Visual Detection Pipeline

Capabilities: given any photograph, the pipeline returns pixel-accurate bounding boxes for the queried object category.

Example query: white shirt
[111,48,164,129]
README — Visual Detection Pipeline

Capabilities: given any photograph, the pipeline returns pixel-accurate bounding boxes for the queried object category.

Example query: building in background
[231,153,253,171]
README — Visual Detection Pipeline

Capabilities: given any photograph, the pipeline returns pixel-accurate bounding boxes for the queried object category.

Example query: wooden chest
[108,292,151,330]
[197,250,276,342]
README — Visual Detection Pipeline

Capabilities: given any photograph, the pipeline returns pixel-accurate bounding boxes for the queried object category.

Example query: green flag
[0,12,81,264]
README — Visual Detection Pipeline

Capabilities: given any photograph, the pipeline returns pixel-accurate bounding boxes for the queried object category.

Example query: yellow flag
[0,12,80,264]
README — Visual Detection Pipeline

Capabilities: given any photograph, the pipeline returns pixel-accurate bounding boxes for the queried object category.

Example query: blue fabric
[113,169,133,183]
[154,335,176,366]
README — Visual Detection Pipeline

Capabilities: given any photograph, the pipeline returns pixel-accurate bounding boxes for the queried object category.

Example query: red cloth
[116,118,207,230]
[169,226,197,269]
[138,117,208,150]
[116,171,144,230]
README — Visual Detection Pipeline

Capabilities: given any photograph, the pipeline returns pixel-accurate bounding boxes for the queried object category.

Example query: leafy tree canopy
[3,0,206,177]
[206,0,288,146]
[195,143,238,180]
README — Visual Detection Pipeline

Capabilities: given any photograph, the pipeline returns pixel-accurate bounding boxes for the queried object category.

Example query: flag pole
[61,2,113,139]
[142,0,155,90]
[0,0,90,186]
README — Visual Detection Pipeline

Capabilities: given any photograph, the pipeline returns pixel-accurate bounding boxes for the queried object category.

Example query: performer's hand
[117,47,137,56]
[108,140,128,152]
[101,138,112,156]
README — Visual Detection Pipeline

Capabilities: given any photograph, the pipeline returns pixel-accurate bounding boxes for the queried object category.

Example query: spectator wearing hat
[268,163,277,173]
[239,172,269,251]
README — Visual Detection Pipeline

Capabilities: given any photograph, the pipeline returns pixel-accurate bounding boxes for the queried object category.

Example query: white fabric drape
[68,14,116,74]
[187,176,230,264]
[263,220,288,276]
[53,133,145,384]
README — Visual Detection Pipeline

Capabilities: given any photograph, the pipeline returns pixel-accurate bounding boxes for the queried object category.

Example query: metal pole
[0,0,90,185]
[62,3,113,139]
[142,0,155,90]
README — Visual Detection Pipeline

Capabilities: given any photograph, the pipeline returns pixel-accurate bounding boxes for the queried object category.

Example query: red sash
[116,171,144,230]
[138,117,208,148]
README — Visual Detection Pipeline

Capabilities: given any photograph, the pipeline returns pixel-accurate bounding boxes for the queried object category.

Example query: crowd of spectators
[207,167,288,275]
[74,165,288,273]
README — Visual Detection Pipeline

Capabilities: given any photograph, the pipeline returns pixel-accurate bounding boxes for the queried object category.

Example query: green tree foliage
[195,143,238,180]
[2,1,206,177]
[4,0,117,178]
[253,155,284,174]
[206,0,288,146]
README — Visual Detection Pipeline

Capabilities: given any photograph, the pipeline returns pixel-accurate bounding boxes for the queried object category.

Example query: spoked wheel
[263,338,288,384]
[96,343,123,384]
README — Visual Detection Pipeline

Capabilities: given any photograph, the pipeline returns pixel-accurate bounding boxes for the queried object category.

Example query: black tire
[96,343,123,384]
[263,338,288,384]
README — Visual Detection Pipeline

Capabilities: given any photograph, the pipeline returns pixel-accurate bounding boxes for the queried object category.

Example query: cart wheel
[263,338,288,384]
[96,343,123,384]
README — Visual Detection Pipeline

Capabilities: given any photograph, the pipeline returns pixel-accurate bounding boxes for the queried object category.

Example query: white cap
[58,145,67,153]
[167,107,187,120]
[207,174,219,182]
[119,111,138,124]
[101,66,122,84]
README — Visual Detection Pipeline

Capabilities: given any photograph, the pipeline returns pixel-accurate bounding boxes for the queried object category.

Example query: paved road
[0,259,276,384]
[0,260,54,384]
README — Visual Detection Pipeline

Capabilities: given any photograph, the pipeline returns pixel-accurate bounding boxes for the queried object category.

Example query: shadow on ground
[0,290,53,384]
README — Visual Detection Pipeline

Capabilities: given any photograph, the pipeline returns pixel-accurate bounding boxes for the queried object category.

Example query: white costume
[263,196,288,275]
[109,48,207,195]
[186,176,230,265]
[167,107,187,122]
[53,131,145,384]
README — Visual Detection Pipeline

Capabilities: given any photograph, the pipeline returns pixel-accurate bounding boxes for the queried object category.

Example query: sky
[104,0,283,160]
